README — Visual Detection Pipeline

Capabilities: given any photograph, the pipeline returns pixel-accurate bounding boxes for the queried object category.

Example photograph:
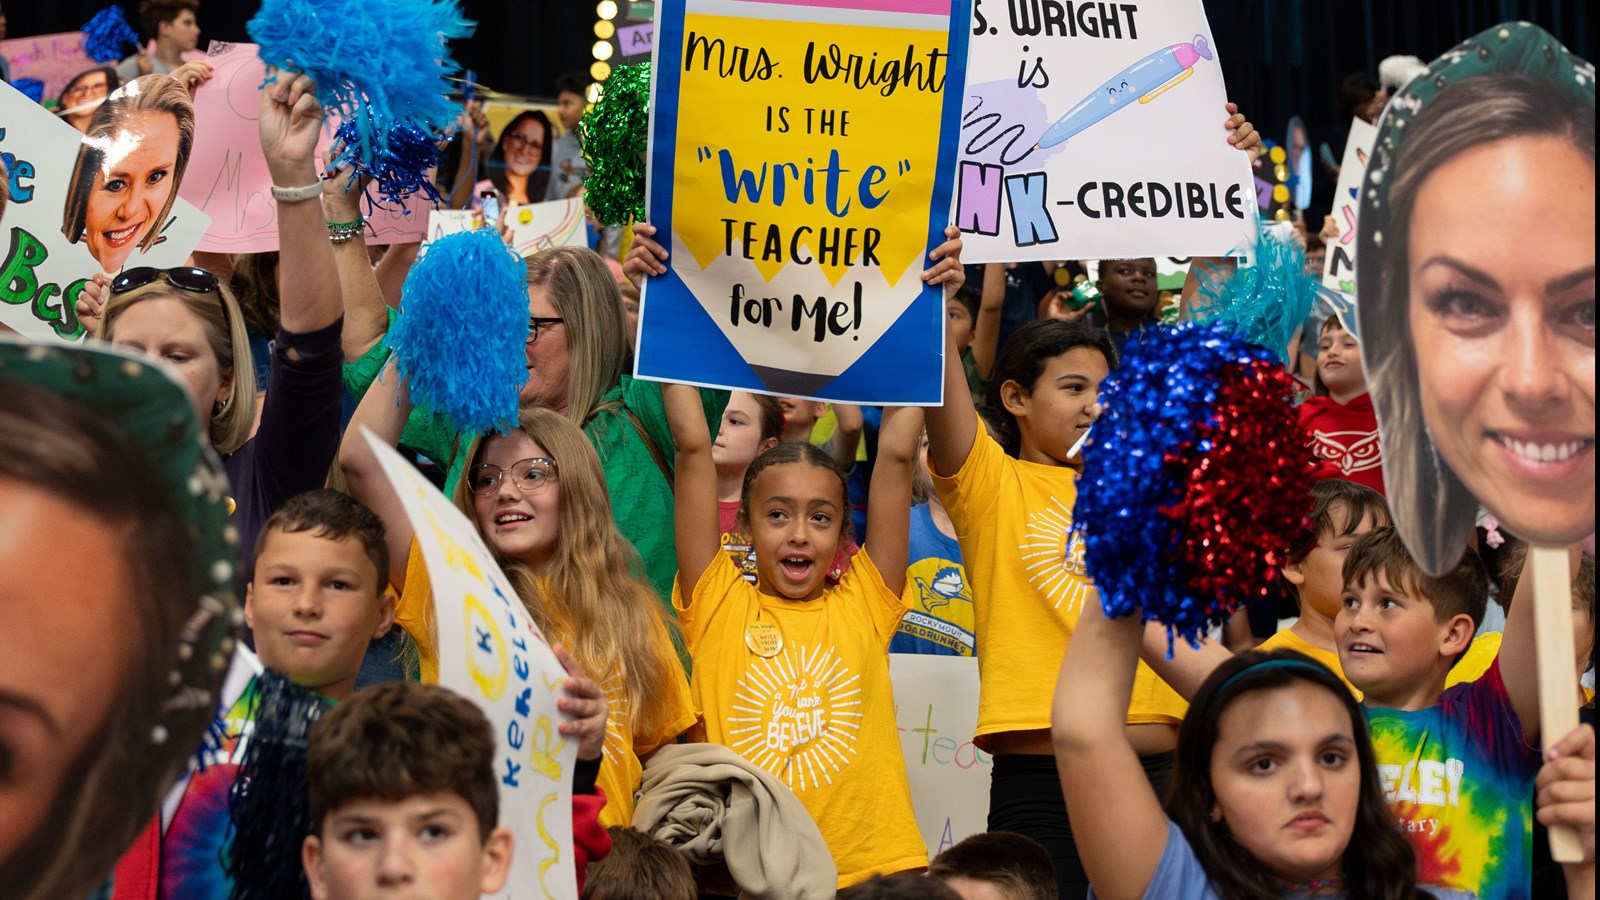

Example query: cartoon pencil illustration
[1035,35,1214,149]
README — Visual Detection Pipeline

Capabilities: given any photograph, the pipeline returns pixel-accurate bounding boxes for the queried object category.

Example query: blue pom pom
[81,6,142,63]
[13,78,46,105]
[1193,220,1318,361]
[388,230,528,436]
[248,0,472,199]
[334,116,444,210]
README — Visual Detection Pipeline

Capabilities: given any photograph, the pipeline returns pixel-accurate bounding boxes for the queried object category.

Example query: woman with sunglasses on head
[83,70,345,573]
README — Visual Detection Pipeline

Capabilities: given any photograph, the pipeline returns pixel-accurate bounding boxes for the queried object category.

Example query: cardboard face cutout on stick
[1357,21,1595,577]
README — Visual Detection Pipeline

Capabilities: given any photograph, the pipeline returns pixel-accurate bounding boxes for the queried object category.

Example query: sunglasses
[110,267,230,329]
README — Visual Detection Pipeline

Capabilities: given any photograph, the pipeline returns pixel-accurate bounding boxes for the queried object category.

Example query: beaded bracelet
[326,218,366,245]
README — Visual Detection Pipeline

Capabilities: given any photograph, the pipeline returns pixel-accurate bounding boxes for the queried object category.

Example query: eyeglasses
[527,316,564,345]
[503,131,543,153]
[467,457,558,495]
[110,266,230,330]
[65,80,109,101]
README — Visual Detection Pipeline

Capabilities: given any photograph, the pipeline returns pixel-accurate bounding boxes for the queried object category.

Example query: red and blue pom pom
[81,6,141,64]
[1077,323,1318,651]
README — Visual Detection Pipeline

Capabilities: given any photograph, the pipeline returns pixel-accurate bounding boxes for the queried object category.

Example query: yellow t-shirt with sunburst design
[931,418,1188,749]
[674,549,926,888]
[398,540,696,828]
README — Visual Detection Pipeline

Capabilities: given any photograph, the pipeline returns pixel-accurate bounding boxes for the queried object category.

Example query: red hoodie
[1298,392,1385,495]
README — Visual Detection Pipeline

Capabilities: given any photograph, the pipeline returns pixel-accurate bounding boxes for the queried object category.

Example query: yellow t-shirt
[397,541,697,827]
[931,418,1187,748]
[1258,628,1361,699]
[1448,631,1502,688]
[675,549,927,887]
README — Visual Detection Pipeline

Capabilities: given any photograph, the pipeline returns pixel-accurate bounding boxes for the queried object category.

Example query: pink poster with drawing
[0,32,91,102]
[179,42,435,252]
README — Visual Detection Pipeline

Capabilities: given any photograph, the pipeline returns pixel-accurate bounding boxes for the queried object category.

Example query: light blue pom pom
[248,0,472,195]
[1193,221,1318,361]
[388,230,529,436]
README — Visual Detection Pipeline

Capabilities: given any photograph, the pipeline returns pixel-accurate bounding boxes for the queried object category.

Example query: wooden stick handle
[1530,544,1582,863]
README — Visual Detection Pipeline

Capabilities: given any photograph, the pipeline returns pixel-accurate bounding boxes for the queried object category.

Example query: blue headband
[1213,658,1334,699]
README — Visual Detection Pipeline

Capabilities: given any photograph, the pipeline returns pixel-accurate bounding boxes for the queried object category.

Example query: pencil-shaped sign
[1036,36,1211,149]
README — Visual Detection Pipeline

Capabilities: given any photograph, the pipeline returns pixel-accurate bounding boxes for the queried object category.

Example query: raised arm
[830,403,864,472]
[866,406,920,597]
[665,381,720,600]
[922,226,977,477]
[374,242,420,310]
[1053,595,1173,900]
[1139,619,1234,702]
[338,356,416,593]
[261,70,342,338]
[1501,544,1586,745]
[321,149,390,361]
[970,263,1005,379]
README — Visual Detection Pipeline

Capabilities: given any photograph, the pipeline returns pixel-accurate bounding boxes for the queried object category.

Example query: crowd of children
[0,3,1595,900]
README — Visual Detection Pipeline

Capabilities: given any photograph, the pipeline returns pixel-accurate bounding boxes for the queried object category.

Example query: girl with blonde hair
[342,370,696,828]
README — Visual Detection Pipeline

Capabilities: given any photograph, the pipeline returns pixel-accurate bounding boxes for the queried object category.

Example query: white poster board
[891,654,990,858]
[0,79,210,342]
[505,199,587,257]
[957,0,1256,261]
[1320,117,1376,294]
[364,429,578,899]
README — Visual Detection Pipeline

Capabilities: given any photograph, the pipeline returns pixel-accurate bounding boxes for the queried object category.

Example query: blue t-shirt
[889,503,975,656]
[1090,820,1477,900]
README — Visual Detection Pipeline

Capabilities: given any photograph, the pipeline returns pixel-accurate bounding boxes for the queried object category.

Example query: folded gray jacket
[632,742,838,899]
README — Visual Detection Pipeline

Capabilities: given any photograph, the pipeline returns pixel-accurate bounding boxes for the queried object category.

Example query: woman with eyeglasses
[478,109,554,209]
[86,70,346,572]
[54,66,121,133]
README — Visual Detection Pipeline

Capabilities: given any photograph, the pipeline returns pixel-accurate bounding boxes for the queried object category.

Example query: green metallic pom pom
[579,62,651,227]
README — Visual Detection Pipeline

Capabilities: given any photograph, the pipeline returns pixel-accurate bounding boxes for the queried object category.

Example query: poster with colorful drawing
[179,42,436,253]
[0,77,210,342]
[891,654,990,858]
[363,429,578,900]
[957,0,1255,262]
[1320,116,1375,294]
[637,0,971,404]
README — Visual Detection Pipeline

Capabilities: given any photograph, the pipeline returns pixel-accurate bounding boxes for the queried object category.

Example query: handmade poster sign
[427,208,484,241]
[506,198,588,256]
[0,31,90,103]
[364,428,578,899]
[1320,116,1376,295]
[1356,21,1594,864]
[180,42,435,253]
[957,0,1254,262]
[890,654,989,858]
[637,0,971,404]
[0,77,210,342]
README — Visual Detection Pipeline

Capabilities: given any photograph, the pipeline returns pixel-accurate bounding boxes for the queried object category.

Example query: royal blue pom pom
[81,6,142,63]
[333,116,444,210]
[388,229,528,435]
[1193,221,1318,362]
[248,0,472,199]
[13,78,46,105]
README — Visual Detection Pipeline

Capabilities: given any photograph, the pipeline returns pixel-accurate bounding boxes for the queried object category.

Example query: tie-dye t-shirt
[158,674,262,899]
[1363,660,1539,900]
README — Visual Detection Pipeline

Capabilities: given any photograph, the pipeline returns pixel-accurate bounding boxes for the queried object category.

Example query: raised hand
[259,68,324,187]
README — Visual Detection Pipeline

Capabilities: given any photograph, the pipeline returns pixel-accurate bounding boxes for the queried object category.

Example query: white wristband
[271,181,325,203]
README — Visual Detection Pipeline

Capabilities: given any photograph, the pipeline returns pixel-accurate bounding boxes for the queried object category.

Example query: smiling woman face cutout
[84,111,182,273]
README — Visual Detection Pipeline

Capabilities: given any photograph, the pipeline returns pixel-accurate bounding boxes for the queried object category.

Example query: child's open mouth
[1347,642,1382,655]
[778,555,814,581]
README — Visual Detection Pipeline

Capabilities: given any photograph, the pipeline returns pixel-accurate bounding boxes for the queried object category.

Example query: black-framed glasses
[527,316,564,345]
[111,266,220,296]
[467,457,558,495]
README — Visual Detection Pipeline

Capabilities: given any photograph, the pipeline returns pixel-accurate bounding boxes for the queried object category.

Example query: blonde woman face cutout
[84,110,181,273]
